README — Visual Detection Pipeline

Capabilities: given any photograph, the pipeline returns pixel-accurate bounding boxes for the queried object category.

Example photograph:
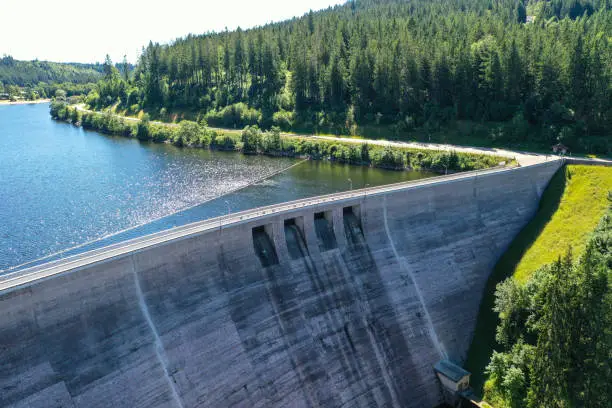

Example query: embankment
[50,102,511,174]
[0,160,562,408]
[0,99,50,105]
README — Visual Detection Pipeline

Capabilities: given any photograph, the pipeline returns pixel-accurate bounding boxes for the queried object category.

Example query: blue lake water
[0,103,434,272]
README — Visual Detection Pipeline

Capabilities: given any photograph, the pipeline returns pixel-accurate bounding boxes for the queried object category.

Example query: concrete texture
[0,160,562,408]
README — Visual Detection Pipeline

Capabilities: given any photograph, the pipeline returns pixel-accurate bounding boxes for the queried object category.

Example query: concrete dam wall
[0,160,562,408]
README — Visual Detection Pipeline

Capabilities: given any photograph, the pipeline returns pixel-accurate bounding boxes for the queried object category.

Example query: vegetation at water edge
[0,55,107,102]
[85,0,610,154]
[0,55,104,86]
[50,101,508,173]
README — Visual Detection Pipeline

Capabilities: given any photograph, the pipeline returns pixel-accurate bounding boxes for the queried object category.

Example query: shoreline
[0,99,51,106]
[74,105,534,165]
[56,106,512,173]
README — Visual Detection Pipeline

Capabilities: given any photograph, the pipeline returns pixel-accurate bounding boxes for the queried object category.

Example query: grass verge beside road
[53,103,513,174]
[107,105,611,159]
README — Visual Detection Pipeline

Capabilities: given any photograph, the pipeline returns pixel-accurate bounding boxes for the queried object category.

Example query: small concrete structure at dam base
[0,160,563,408]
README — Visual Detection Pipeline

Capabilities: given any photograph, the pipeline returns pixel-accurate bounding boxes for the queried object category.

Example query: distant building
[0,93,9,100]
[552,143,569,155]
[526,15,536,23]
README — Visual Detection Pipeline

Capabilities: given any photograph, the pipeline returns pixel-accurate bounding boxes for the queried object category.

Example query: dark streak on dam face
[0,161,562,408]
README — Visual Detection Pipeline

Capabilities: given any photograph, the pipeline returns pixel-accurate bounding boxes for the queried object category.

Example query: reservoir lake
[0,103,434,272]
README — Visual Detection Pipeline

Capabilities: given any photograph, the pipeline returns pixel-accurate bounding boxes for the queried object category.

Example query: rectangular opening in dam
[343,206,364,245]
[284,218,309,259]
[343,206,362,226]
[314,211,337,251]
[252,226,279,267]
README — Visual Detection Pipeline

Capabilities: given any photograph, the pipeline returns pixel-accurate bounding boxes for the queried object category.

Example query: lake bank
[1,103,437,272]
[52,102,514,174]
[0,98,50,105]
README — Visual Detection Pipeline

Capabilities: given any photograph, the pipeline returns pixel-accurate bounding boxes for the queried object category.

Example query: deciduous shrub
[55,108,506,173]
[205,103,262,128]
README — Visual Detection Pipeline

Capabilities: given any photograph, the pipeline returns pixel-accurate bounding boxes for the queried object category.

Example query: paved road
[73,105,575,167]
[295,135,548,167]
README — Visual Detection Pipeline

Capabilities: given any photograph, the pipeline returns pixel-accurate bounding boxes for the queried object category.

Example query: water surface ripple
[0,104,434,272]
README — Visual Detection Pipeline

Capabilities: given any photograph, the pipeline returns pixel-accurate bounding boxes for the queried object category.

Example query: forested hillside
[0,56,103,86]
[89,0,611,154]
[484,200,611,407]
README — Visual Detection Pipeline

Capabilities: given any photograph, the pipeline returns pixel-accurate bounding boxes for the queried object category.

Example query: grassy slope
[465,164,612,395]
[514,166,612,282]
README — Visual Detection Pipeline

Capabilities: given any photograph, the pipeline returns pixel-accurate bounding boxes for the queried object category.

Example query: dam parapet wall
[0,159,562,408]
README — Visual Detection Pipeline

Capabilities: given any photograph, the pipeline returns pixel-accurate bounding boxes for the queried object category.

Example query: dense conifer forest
[88,0,611,154]
[0,56,106,100]
[0,56,103,87]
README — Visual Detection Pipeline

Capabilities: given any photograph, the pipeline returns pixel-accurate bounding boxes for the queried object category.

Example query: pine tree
[86,0,611,153]
[505,40,523,106]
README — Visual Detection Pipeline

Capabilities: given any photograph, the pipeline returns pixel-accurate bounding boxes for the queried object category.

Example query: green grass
[465,164,612,395]
[291,120,550,152]
[514,165,612,282]
[104,104,611,158]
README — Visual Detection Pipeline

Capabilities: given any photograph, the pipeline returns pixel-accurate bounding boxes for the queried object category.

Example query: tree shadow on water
[465,165,568,395]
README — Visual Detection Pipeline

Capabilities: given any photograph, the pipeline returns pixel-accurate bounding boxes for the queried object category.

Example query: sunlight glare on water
[0,103,435,272]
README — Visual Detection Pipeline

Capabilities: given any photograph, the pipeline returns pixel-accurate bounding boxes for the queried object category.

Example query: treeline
[485,202,611,407]
[89,0,611,154]
[50,101,506,172]
[0,55,103,101]
[1,81,95,101]
[0,55,103,86]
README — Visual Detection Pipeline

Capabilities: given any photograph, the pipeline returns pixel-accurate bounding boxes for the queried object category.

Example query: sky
[1,0,345,64]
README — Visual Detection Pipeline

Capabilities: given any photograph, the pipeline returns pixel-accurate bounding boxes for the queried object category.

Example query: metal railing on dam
[0,162,548,293]
[0,159,563,408]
